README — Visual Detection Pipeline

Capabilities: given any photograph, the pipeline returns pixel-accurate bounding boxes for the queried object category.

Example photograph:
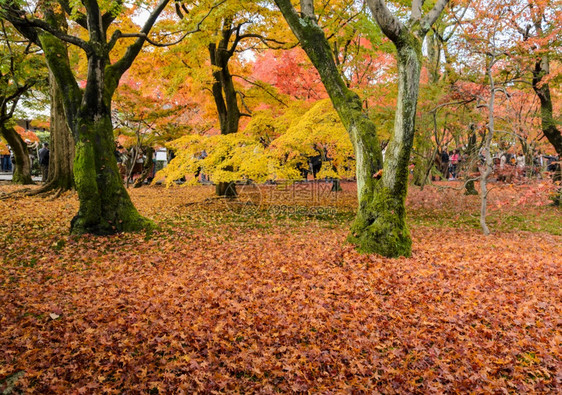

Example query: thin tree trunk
[133,146,154,188]
[0,124,33,184]
[480,58,496,236]
[464,127,478,195]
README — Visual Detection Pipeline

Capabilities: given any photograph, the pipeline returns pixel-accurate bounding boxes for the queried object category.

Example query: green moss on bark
[347,185,412,258]
[70,115,153,235]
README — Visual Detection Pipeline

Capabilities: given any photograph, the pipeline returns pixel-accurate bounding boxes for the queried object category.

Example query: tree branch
[365,0,404,43]
[110,0,170,80]
[109,0,223,51]
[57,0,87,29]
[102,0,124,33]
[1,6,90,51]
[420,0,450,35]
[232,74,288,107]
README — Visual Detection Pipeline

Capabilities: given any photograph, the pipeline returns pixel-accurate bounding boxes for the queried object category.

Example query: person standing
[516,152,526,178]
[450,149,460,180]
[440,149,449,179]
[38,142,50,182]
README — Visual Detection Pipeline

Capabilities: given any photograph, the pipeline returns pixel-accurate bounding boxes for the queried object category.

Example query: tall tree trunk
[0,124,33,184]
[350,40,421,257]
[532,56,562,205]
[43,70,74,191]
[208,20,241,197]
[277,0,450,257]
[275,0,393,253]
[71,109,149,234]
[3,0,168,235]
[480,56,497,236]
[464,126,479,195]
[40,34,151,234]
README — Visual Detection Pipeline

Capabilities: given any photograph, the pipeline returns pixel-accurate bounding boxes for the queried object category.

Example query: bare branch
[232,74,288,107]
[2,6,90,51]
[110,0,224,50]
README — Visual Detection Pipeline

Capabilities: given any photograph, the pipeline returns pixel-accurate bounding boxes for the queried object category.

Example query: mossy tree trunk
[0,124,33,184]
[4,0,170,234]
[350,38,422,257]
[0,66,34,185]
[275,0,448,257]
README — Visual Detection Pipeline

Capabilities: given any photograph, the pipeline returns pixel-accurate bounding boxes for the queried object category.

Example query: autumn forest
[0,0,561,392]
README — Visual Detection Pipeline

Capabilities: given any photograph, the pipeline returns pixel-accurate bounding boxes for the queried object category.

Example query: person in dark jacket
[440,150,449,179]
[38,142,50,182]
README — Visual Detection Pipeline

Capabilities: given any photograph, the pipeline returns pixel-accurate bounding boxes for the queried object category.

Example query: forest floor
[0,180,560,393]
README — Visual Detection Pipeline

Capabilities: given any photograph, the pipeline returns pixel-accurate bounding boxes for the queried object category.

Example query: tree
[0,21,45,184]
[42,70,75,193]
[274,0,448,257]
[1,0,171,234]
[523,0,562,203]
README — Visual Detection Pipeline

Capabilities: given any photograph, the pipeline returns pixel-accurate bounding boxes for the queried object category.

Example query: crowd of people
[0,141,50,182]
[436,147,560,182]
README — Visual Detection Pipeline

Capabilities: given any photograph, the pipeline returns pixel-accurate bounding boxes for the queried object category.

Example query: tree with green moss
[1,0,171,234]
[274,0,449,257]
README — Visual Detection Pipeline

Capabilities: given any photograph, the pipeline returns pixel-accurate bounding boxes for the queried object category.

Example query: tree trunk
[43,45,151,235]
[426,31,441,84]
[278,0,428,255]
[45,70,74,191]
[208,21,241,197]
[464,128,478,195]
[0,125,33,184]
[133,146,154,188]
[480,57,496,236]
[532,56,562,205]
[209,20,241,136]
[349,40,421,257]
[71,110,150,235]
[3,0,167,235]
[215,180,237,197]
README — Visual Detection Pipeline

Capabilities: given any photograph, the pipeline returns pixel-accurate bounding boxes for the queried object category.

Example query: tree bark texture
[0,124,33,184]
[533,56,562,205]
[45,70,74,191]
[275,0,406,254]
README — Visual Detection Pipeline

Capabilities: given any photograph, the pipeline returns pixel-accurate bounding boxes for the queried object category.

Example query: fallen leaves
[0,183,560,392]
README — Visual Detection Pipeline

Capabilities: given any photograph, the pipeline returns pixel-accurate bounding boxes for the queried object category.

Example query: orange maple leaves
[0,184,560,392]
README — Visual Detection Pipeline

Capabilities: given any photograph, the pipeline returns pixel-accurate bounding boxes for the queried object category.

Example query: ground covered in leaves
[1,181,560,393]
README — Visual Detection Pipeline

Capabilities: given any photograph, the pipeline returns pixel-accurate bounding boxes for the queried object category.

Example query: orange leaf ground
[1,182,560,393]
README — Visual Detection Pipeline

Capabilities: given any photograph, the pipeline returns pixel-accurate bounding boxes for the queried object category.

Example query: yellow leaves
[159,99,356,186]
